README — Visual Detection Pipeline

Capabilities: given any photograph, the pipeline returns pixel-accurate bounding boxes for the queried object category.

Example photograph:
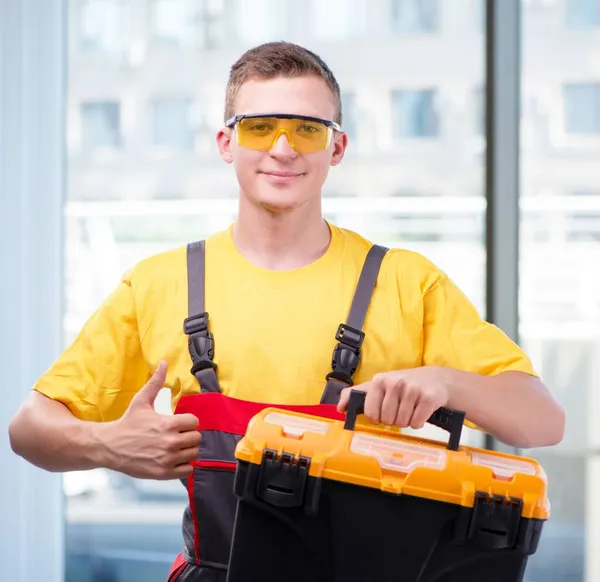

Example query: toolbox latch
[455,491,524,550]
[255,449,316,511]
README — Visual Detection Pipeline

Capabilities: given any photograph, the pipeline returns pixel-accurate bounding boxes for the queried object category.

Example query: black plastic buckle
[184,312,216,373]
[326,324,365,385]
[256,449,310,509]
[183,312,209,335]
[335,323,365,349]
[454,491,524,550]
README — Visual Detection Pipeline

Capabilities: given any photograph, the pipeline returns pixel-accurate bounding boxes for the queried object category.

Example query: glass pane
[234,0,287,45]
[311,0,368,40]
[341,92,358,140]
[64,3,486,581]
[564,83,600,134]
[520,2,600,581]
[392,0,440,34]
[392,89,440,137]
[151,0,225,49]
[81,101,121,149]
[152,98,195,149]
[565,0,600,29]
[79,0,131,53]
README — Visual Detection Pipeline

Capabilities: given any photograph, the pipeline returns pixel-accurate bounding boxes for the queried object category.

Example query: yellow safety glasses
[225,113,342,154]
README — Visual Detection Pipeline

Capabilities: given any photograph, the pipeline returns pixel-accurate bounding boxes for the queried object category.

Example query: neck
[233,193,331,271]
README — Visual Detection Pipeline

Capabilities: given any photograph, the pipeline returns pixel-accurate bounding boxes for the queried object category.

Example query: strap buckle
[326,324,365,386]
[183,312,209,335]
[335,323,365,349]
[184,312,216,374]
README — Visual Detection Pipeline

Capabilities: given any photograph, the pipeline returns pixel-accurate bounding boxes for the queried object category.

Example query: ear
[216,127,234,164]
[330,131,348,167]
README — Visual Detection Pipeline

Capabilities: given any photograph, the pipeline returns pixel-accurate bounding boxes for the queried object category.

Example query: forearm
[9,391,113,472]
[443,369,565,449]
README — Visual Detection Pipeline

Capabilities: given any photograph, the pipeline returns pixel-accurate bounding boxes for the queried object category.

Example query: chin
[258,196,305,214]
[252,187,310,214]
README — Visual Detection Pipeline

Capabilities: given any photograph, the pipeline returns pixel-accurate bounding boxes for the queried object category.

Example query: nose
[269,131,297,159]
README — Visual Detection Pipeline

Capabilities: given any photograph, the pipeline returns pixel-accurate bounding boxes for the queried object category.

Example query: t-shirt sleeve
[33,271,150,422]
[422,274,537,377]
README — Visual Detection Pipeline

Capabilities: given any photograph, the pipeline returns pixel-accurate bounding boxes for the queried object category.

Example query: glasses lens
[237,117,330,153]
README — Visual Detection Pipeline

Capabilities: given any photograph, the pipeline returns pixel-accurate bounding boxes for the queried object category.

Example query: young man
[9,41,564,580]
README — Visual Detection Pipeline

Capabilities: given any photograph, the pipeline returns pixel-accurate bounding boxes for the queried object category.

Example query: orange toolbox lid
[235,392,550,521]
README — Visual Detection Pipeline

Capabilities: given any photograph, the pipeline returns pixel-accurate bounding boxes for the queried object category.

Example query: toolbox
[226,389,549,582]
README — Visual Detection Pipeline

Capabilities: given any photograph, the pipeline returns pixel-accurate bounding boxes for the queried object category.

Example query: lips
[260,170,304,178]
[259,170,305,183]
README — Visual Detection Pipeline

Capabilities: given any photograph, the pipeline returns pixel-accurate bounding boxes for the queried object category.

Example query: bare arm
[9,391,111,473]
[9,362,201,479]
[443,369,565,448]
[339,368,565,450]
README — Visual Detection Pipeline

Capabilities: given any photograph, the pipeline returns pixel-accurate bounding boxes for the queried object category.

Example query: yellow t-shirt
[34,223,536,422]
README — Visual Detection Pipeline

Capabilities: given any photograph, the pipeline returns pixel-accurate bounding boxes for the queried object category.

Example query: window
[64,2,486,581]
[151,0,224,49]
[564,82,600,134]
[521,5,600,582]
[392,89,439,138]
[565,0,600,28]
[341,93,358,140]
[81,101,121,149]
[311,0,368,40]
[79,0,130,53]
[153,98,195,150]
[235,0,287,44]
[392,0,439,34]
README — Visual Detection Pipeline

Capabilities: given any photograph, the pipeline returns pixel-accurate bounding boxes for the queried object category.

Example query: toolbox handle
[343,389,466,451]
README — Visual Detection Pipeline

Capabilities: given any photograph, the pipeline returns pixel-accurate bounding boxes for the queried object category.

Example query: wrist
[87,420,120,471]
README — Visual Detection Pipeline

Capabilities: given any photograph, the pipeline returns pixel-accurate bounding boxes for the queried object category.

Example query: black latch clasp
[256,449,311,509]
[184,312,216,374]
[252,449,321,514]
[326,324,365,386]
[454,491,524,550]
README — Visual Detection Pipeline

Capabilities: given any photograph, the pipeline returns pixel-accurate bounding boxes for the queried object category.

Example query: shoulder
[124,227,229,290]
[333,224,444,295]
[124,245,186,291]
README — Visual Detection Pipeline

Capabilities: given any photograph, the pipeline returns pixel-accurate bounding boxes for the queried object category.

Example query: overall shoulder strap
[320,244,389,405]
[184,240,221,393]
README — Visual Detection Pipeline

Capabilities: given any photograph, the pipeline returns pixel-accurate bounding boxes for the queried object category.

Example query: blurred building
[12,1,600,581]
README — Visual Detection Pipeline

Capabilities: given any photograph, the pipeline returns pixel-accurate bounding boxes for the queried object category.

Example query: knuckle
[160,417,173,431]
[420,392,435,407]
[372,373,385,385]
[390,379,405,396]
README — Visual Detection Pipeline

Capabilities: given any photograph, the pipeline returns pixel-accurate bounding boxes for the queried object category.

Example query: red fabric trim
[186,472,200,565]
[191,459,236,471]
[175,392,344,435]
[167,553,187,581]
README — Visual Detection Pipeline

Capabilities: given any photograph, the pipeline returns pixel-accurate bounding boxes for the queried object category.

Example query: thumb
[132,361,168,407]
[337,387,352,413]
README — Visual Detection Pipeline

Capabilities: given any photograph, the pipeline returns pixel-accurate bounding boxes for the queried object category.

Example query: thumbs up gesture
[102,361,201,480]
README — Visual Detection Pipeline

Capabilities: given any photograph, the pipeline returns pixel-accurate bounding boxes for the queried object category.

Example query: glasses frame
[225,113,342,133]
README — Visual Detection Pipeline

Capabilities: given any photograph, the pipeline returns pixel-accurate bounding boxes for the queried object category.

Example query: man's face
[217,75,348,214]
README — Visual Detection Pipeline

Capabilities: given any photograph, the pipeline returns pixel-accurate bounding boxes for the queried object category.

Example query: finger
[172,447,199,466]
[133,361,168,406]
[162,464,194,481]
[170,413,200,432]
[337,387,354,412]
[395,387,419,428]
[175,430,202,450]
[411,397,436,430]
[364,380,385,425]
[380,381,401,425]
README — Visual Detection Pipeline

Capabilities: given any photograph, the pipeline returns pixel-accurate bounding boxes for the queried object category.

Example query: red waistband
[174,392,344,435]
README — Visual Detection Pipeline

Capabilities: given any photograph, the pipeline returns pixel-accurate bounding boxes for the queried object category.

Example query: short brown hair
[224,41,343,125]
